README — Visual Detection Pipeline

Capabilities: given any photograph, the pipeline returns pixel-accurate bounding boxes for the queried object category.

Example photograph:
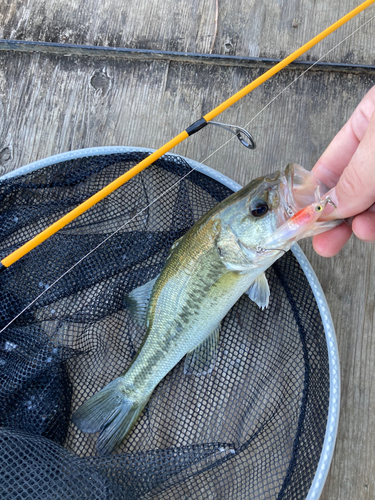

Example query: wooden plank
[1,46,375,498]
[300,238,375,499]
[1,50,374,182]
[0,0,374,64]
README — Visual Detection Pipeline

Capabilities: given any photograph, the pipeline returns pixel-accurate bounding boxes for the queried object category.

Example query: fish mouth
[283,163,331,216]
[248,166,332,262]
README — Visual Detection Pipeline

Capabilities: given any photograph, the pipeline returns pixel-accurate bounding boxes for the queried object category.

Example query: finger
[312,121,361,188]
[312,86,375,188]
[352,206,375,242]
[312,223,352,257]
[324,110,375,219]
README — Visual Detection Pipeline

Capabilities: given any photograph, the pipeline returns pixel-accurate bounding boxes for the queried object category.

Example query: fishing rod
[1,0,374,271]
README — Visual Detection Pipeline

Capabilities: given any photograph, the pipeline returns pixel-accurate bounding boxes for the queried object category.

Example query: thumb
[326,109,375,220]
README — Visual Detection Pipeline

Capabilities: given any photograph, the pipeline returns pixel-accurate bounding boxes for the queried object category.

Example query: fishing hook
[256,246,287,255]
[324,195,353,229]
[208,121,256,149]
[325,196,336,208]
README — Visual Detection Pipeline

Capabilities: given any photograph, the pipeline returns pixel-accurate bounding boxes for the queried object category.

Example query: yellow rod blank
[204,0,375,122]
[1,131,188,268]
[2,0,374,269]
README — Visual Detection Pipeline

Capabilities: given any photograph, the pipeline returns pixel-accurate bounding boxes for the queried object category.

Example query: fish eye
[250,200,269,218]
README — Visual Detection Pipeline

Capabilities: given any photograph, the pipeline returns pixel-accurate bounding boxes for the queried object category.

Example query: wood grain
[0,0,374,64]
[300,237,375,499]
[1,0,375,498]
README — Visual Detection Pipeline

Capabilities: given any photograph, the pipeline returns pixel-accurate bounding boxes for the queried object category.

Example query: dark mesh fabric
[0,152,329,499]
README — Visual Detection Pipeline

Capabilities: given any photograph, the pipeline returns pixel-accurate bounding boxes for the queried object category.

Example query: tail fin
[72,378,150,455]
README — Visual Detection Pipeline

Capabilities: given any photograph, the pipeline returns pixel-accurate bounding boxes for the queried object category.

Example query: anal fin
[184,323,221,376]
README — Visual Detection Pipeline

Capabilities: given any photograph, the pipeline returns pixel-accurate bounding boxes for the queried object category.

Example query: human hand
[312,86,375,257]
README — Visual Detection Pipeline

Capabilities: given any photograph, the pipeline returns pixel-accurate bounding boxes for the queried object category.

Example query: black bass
[72,163,338,455]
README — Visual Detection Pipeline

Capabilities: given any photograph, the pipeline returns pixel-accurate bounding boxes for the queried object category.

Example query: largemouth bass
[72,163,339,455]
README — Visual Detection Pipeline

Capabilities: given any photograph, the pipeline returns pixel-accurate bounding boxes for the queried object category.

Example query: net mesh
[0,152,329,499]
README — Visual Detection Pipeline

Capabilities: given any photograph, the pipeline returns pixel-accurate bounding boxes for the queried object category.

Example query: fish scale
[72,163,340,455]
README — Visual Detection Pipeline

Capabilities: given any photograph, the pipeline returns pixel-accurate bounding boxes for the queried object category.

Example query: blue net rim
[0,146,340,500]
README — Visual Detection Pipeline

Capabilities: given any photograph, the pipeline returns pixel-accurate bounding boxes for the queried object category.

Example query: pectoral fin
[184,323,221,376]
[246,273,270,310]
[124,276,158,326]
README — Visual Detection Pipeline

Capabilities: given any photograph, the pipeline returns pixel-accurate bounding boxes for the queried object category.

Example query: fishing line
[2,0,374,271]
[0,9,374,334]
[177,12,375,181]
[235,13,375,140]
[0,165,201,334]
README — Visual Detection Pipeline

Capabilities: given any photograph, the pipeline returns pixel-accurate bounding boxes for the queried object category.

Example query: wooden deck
[1,1,375,498]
